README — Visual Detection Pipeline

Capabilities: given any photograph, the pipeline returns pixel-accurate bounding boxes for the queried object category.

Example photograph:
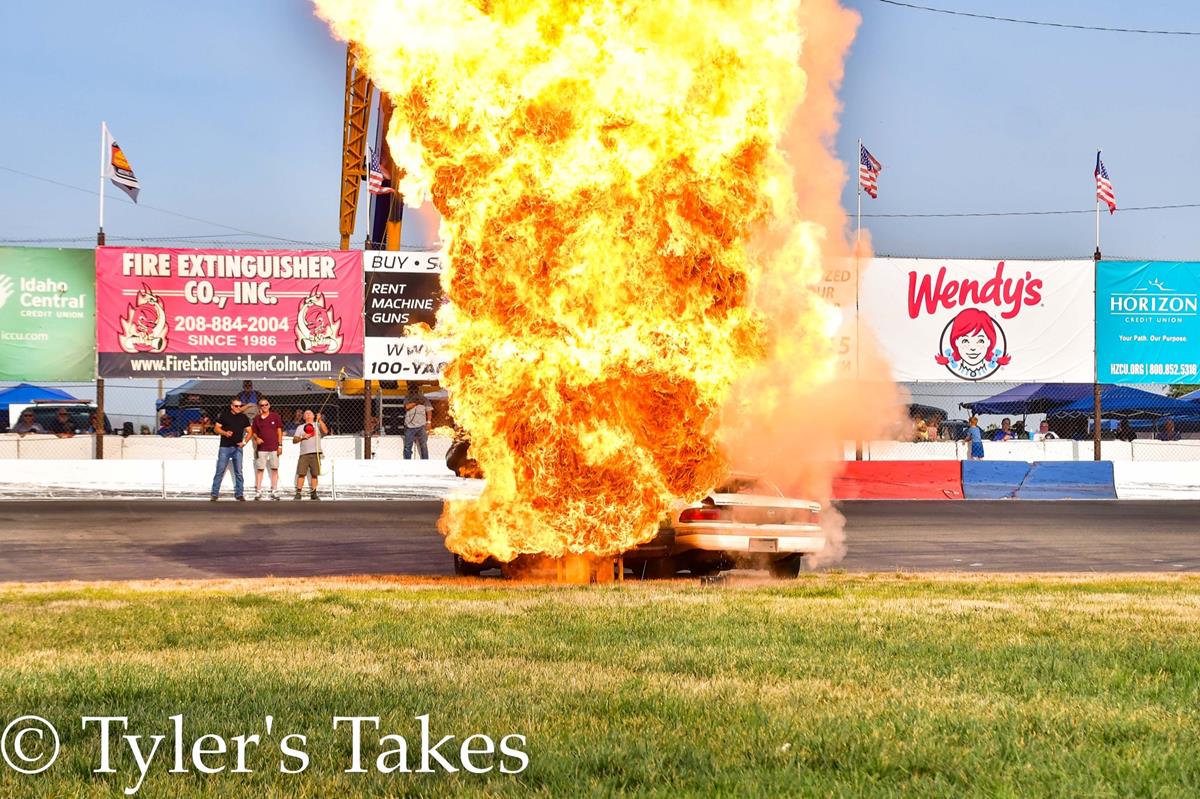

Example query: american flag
[368,147,392,195]
[859,143,882,199]
[1095,151,1115,214]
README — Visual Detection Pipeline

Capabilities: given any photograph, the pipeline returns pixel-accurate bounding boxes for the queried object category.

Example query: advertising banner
[1097,261,1200,383]
[0,247,96,381]
[96,248,364,378]
[363,250,448,381]
[860,258,1095,382]
[815,256,857,377]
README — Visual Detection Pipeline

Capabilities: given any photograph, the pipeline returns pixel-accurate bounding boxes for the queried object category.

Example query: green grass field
[2,574,1199,797]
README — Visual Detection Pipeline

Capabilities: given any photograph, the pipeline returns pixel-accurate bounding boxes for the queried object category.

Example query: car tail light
[679,506,728,523]
[786,508,820,525]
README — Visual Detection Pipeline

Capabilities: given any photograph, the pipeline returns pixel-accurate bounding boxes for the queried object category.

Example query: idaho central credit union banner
[860,258,1095,382]
[0,247,96,381]
[1097,261,1200,383]
[96,248,364,378]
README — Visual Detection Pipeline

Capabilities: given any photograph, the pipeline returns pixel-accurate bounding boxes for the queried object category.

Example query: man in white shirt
[1035,421,1059,442]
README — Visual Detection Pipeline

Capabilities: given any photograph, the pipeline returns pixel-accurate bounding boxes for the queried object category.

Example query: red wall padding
[832,461,964,500]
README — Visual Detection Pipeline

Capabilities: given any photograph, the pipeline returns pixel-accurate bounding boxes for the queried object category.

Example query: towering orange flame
[315,0,888,564]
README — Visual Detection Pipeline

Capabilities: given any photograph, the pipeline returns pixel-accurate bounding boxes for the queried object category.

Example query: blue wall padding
[961,461,1030,499]
[1017,461,1116,499]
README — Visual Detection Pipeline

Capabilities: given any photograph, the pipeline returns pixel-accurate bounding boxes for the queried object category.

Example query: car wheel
[768,555,803,579]
[453,555,485,577]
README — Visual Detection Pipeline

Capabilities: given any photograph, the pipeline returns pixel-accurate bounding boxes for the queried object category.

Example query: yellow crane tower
[338,46,403,252]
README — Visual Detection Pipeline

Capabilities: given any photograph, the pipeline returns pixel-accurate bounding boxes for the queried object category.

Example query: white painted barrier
[0,457,474,500]
[1114,461,1200,499]
[0,433,452,462]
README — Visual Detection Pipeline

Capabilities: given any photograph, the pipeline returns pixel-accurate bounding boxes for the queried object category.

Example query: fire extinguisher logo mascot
[295,286,343,354]
[117,284,169,353]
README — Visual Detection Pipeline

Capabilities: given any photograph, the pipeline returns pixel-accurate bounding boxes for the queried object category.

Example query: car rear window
[714,477,782,497]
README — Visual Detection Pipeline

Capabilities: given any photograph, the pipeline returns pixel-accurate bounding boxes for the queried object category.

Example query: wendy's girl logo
[906,261,1036,380]
[935,308,1011,380]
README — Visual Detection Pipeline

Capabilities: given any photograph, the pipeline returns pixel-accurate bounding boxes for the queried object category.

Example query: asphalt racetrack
[1,500,1198,582]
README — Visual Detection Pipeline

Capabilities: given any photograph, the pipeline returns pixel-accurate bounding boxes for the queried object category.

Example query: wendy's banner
[860,258,1095,382]
[96,248,364,378]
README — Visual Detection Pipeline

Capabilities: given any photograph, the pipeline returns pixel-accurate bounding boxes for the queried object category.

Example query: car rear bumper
[673,524,824,554]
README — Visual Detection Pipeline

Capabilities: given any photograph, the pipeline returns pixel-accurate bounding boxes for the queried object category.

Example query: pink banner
[96,248,364,378]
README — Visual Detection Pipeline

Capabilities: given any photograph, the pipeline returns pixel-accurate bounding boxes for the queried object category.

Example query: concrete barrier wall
[3,456,1194,502]
[960,460,1117,500]
[834,461,963,500]
[0,457,470,500]
[1114,461,1200,499]
[0,434,452,462]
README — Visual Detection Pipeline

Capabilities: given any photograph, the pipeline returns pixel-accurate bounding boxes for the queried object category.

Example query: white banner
[362,250,449,380]
[860,258,1095,382]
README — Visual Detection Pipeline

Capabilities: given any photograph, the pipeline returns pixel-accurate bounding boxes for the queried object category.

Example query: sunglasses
[258,402,269,407]
[232,403,243,408]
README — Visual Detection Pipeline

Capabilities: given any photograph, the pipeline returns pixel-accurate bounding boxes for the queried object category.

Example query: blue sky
[1,1,1198,259]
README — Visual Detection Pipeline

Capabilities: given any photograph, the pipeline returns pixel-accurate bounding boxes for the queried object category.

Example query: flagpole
[98,121,107,246]
[854,138,863,462]
[1094,149,1101,261]
[856,138,862,255]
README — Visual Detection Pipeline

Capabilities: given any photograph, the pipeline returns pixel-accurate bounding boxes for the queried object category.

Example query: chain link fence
[0,379,453,463]
[5,379,1200,465]
[872,381,1200,461]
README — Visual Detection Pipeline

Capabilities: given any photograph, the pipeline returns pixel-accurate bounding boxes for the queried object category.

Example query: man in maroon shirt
[251,396,285,500]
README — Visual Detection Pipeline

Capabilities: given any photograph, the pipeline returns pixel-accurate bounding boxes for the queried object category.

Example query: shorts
[255,450,280,470]
[296,452,321,478]
[970,441,985,459]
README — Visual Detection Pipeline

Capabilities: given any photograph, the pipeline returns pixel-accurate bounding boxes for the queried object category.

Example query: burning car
[660,473,823,579]
[449,437,822,578]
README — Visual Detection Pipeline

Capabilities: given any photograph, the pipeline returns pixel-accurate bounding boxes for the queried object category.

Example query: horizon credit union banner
[0,247,96,381]
[860,258,1095,382]
[1097,261,1200,383]
[96,248,364,378]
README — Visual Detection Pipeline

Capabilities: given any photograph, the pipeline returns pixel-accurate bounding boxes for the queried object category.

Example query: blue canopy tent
[1178,389,1200,403]
[1051,386,1200,419]
[0,383,77,412]
[961,383,1099,416]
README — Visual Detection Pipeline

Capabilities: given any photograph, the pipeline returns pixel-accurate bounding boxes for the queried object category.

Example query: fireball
[315,0,857,563]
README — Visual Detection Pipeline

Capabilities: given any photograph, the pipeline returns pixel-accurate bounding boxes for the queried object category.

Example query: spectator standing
[285,408,303,434]
[1116,419,1137,442]
[48,409,77,438]
[11,411,46,436]
[251,397,284,501]
[1034,421,1059,442]
[992,417,1016,442]
[403,384,434,460]
[211,397,252,501]
[1157,419,1181,441]
[238,381,259,419]
[293,409,328,500]
[966,416,985,461]
[158,413,180,438]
